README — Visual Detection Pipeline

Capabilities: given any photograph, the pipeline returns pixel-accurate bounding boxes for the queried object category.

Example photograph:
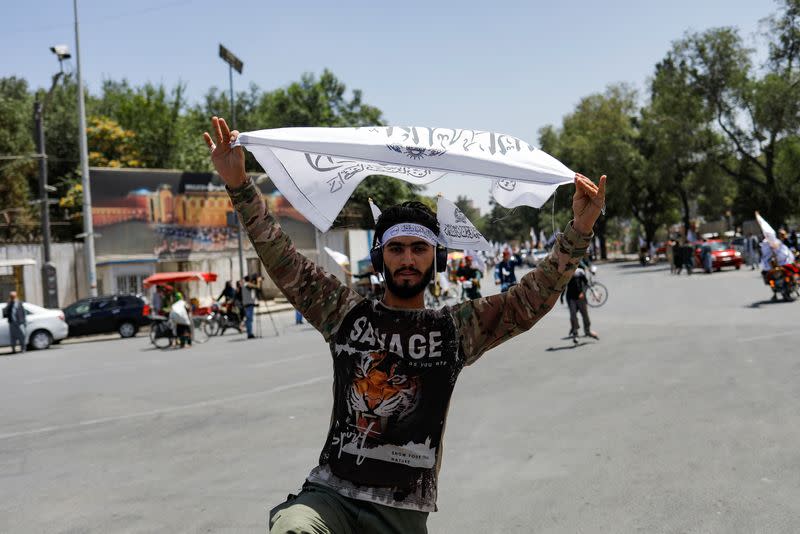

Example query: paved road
[1,263,798,533]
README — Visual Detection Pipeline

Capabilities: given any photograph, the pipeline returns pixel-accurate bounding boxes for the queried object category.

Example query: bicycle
[149,315,209,348]
[584,266,608,308]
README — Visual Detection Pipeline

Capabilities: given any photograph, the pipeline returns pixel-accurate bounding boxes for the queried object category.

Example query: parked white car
[0,303,68,351]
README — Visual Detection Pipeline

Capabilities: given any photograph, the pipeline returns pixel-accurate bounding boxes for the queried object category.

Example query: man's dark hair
[373,201,439,246]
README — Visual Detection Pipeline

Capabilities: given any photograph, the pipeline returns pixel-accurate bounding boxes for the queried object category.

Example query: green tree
[541,85,675,254]
[92,80,187,169]
[86,115,142,167]
[643,52,731,236]
[675,10,800,225]
[454,195,485,235]
[0,77,37,241]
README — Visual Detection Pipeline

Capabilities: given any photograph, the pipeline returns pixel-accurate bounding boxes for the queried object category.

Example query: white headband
[381,223,439,247]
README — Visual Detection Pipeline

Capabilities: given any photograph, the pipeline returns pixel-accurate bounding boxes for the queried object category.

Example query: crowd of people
[149,272,265,347]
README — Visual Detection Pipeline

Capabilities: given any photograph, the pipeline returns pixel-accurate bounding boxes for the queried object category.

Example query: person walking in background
[671,239,682,274]
[700,240,713,273]
[3,291,27,354]
[682,242,695,275]
[561,268,599,343]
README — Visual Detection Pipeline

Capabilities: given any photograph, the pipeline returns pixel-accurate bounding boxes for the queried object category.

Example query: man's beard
[384,265,434,299]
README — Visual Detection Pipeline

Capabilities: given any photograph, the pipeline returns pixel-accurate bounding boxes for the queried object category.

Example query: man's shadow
[546,337,597,351]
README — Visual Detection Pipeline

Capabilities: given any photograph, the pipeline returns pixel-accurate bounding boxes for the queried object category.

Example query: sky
[3,0,776,213]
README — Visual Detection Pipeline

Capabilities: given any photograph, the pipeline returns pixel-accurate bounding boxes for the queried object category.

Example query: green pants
[269,482,428,534]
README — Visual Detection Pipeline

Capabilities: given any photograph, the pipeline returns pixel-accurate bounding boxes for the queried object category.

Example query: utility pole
[219,44,245,281]
[33,46,70,308]
[74,0,97,296]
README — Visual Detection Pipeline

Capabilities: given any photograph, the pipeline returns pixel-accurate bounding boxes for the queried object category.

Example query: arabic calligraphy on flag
[236,126,575,232]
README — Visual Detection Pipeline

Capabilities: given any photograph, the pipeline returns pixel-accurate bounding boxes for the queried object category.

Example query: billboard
[89,168,314,257]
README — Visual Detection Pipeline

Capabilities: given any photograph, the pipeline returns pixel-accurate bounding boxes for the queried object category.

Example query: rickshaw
[143,271,218,348]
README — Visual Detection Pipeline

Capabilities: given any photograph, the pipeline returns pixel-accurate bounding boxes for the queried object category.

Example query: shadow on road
[747,298,796,309]
[546,341,595,351]
[615,264,672,275]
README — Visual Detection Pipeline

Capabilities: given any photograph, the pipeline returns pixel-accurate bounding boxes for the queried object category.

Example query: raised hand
[202,116,247,188]
[572,173,607,235]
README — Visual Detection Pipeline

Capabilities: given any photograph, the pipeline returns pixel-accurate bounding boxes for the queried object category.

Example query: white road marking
[0,375,328,441]
[246,353,322,368]
[738,331,796,343]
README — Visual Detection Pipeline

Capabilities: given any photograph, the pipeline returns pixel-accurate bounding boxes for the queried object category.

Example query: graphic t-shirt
[228,179,591,512]
[308,300,463,510]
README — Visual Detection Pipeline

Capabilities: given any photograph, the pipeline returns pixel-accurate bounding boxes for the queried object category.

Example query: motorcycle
[766,264,800,301]
[204,301,242,336]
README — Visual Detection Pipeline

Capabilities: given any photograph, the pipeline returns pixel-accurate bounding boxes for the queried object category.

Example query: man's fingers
[230,129,240,144]
[203,132,214,149]
[598,175,607,199]
[219,118,231,144]
[212,116,224,146]
[576,175,599,196]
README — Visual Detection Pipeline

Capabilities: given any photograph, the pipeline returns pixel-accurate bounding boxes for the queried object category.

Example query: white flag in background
[368,198,382,224]
[436,195,492,251]
[236,126,574,232]
[323,246,350,267]
[755,211,779,246]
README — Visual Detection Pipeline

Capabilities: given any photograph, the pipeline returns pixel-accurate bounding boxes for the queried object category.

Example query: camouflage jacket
[229,179,591,512]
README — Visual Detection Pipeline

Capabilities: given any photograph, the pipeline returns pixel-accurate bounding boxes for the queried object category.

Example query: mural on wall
[90,168,310,257]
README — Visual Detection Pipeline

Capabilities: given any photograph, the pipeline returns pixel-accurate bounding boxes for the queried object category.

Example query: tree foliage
[6,0,800,247]
[0,77,37,240]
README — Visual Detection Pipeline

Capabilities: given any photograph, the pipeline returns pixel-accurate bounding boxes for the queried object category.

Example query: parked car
[693,240,743,271]
[0,303,68,351]
[63,295,151,338]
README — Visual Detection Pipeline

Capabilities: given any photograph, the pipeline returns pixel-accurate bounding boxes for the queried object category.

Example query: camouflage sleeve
[227,179,363,342]
[450,222,592,365]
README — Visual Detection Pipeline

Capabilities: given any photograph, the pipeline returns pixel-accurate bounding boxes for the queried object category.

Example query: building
[89,167,318,301]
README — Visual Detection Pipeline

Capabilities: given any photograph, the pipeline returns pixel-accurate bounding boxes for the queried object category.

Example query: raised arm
[451,174,605,365]
[204,117,362,341]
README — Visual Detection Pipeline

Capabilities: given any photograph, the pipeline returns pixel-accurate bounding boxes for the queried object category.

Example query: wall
[0,242,87,307]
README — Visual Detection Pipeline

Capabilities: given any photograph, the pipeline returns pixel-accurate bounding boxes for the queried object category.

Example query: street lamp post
[73,0,98,297]
[32,45,71,308]
[218,44,245,281]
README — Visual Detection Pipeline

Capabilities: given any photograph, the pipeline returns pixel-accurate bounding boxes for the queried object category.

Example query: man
[760,233,798,299]
[204,117,606,534]
[494,249,518,293]
[3,291,27,354]
[455,256,482,300]
[169,293,192,349]
[242,274,260,339]
[700,239,713,274]
[560,267,599,342]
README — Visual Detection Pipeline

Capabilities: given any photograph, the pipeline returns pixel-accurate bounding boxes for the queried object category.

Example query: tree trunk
[677,188,691,238]
[595,217,608,260]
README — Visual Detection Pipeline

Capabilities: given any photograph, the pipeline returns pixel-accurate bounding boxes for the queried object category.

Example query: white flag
[492,179,561,210]
[755,211,779,246]
[236,126,575,232]
[323,246,350,267]
[436,195,492,251]
[368,197,382,224]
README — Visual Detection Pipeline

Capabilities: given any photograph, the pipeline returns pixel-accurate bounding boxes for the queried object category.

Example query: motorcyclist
[456,255,482,299]
[494,249,518,293]
[760,231,799,299]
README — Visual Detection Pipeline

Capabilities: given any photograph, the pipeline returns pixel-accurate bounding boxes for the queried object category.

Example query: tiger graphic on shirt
[348,351,420,439]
